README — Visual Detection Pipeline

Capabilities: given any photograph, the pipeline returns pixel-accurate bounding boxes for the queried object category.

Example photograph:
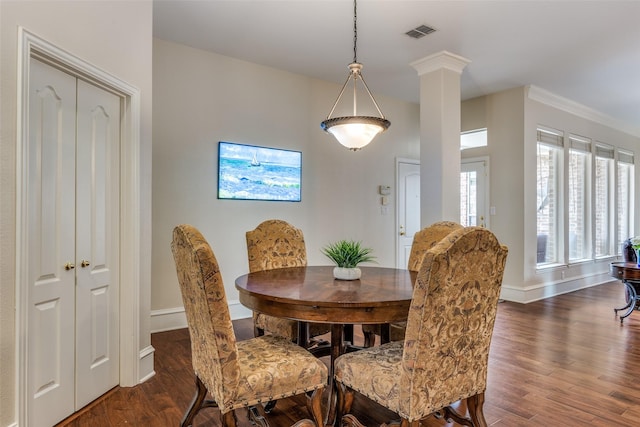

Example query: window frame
[536,128,564,267]
[567,135,592,262]
[594,143,616,259]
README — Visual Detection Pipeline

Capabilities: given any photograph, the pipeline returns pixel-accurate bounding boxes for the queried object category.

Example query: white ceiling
[153,0,640,136]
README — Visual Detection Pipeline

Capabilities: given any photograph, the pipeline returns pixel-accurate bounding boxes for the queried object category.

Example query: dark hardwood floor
[57,281,640,426]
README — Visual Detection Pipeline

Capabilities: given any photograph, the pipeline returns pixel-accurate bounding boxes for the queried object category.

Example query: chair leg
[181,375,209,427]
[221,410,238,427]
[263,400,277,413]
[362,330,376,348]
[336,382,355,423]
[306,387,325,427]
[467,392,488,427]
[247,406,268,427]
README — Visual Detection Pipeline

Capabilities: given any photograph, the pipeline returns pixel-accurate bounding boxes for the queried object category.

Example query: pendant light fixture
[321,0,390,151]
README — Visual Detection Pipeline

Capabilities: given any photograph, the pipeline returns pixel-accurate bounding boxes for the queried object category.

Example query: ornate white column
[411,51,470,227]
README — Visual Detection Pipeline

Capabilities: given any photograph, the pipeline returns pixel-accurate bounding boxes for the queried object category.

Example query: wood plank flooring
[57,281,640,426]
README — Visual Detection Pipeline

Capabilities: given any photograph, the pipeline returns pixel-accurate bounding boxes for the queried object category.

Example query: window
[594,144,615,257]
[568,136,591,261]
[617,151,635,253]
[536,126,634,268]
[460,169,477,226]
[537,129,563,265]
[461,128,487,150]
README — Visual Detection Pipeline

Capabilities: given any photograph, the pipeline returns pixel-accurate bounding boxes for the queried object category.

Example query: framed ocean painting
[217,141,302,202]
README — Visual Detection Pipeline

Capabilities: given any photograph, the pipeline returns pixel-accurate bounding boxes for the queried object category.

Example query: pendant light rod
[324,63,386,120]
[352,0,358,63]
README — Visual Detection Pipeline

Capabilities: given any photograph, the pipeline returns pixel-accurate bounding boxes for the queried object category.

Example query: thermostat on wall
[379,185,391,196]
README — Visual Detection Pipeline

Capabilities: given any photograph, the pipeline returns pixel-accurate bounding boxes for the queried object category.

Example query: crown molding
[410,50,471,76]
[527,85,640,138]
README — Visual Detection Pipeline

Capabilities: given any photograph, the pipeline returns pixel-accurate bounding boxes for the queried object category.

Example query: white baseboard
[150,300,252,333]
[138,345,156,384]
[500,273,614,303]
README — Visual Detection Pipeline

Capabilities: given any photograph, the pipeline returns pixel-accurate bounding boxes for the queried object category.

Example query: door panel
[28,58,121,424]
[396,161,420,268]
[28,57,77,427]
[75,79,120,407]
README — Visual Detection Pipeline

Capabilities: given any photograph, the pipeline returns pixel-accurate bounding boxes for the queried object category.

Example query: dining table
[235,265,416,425]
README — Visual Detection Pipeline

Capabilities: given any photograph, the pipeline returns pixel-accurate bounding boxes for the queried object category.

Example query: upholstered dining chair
[335,227,508,427]
[362,220,464,347]
[246,219,330,346]
[171,224,327,427]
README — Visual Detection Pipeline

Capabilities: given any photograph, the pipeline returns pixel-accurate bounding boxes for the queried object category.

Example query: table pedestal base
[614,280,640,324]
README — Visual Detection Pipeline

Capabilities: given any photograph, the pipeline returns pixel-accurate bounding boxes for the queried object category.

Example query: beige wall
[0,1,153,425]
[152,38,420,315]
[462,86,640,302]
[152,36,640,322]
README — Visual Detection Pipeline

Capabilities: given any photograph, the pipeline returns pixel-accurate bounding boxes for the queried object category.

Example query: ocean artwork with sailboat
[217,141,302,201]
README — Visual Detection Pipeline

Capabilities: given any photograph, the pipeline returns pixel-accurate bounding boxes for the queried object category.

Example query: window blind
[618,150,634,164]
[569,135,591,152]
[595,144,615,159]
[537,129,563,147]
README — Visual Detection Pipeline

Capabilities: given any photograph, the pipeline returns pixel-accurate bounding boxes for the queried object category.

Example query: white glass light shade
[321,116,390,151]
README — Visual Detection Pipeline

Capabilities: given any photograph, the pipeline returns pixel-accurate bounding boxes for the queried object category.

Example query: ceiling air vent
[405,25,436,39]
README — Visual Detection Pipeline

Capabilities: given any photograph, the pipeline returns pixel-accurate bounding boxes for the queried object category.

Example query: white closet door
[28,57,77,427]
[28,57,121,425]
[74,79,120,407]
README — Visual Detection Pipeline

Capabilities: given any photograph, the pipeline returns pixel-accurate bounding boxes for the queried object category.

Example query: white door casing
[396,159,421,268]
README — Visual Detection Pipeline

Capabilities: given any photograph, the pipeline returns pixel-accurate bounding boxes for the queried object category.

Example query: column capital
[410,50,471,76]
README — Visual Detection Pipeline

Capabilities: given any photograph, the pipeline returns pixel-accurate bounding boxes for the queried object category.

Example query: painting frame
[217,141,302,202]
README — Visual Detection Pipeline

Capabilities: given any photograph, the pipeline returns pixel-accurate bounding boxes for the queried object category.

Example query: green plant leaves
[321,240,376,268]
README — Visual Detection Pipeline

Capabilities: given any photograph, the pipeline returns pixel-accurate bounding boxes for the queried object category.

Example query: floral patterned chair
[335,227,508,427]
[246,220,330,346]
[362,221,464,347]
[171,225,327,427]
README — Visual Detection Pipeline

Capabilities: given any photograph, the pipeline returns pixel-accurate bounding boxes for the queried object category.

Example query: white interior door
[461,160,488,228]
[27,57,120,426]
[74,79,120,407]
[28,57,77,427]
[396,160,421,268]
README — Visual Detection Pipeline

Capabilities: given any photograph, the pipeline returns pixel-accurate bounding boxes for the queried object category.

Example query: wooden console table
[610,262,640,323]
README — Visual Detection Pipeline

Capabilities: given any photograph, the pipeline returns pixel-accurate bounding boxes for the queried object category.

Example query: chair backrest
[400,227,508,420]
[246,219,307,273]
[171,225,240,411]
[407,221,464,272]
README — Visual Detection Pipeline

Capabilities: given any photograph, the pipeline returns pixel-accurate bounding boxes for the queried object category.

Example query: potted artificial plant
[321,240,376,280]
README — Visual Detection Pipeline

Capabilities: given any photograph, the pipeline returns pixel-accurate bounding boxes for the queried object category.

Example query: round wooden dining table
[235,265,416,352]
[235,265,416,425]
